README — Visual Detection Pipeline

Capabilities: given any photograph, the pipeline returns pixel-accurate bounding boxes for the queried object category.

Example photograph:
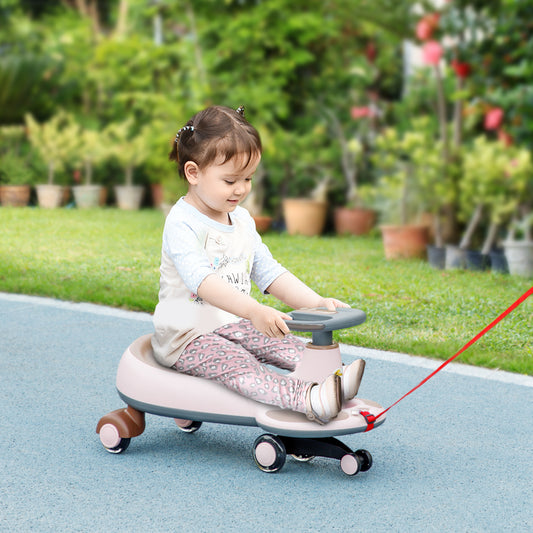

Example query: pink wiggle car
[97,307,385,476]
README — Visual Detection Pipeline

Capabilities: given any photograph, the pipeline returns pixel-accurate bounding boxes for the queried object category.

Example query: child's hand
[318,297,350,311]
[249,304,292,338]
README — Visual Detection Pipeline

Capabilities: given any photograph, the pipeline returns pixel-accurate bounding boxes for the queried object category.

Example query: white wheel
[175,419,202,433]
[99,423,130,454]
[291,454,315,462]
[340,453,361,476]
[253,434,286,473]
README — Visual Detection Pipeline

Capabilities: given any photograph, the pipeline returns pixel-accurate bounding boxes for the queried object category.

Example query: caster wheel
[99,423,131,454]
[175,419,202,433]
[291,454,315,462]
[253,434,286,473]
[355,449,373,472]
[340,453,362,476]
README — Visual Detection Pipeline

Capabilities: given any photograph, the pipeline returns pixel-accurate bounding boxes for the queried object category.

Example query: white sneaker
[340,359,365,401]
[306,374,342,425]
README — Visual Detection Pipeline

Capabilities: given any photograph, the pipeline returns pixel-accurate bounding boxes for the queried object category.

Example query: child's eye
[224,180,235,185]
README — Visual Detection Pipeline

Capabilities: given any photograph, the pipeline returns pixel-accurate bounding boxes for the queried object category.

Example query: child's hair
[169,105,262,179]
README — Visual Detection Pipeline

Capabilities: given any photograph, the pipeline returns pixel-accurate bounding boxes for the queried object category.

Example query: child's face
[184,151,260,224]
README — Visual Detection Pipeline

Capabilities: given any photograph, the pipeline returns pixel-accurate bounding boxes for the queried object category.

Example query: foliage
[24,111,81,185]
[74,127,111,186]
[460,136,532,250]
[0,125,34,185]
[371,119,456,230]
[1,0,408,204]
[105,120,151,186]
[461,137,531,225]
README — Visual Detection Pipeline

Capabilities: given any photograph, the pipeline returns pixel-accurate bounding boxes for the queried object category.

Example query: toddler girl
[151,105,365,424]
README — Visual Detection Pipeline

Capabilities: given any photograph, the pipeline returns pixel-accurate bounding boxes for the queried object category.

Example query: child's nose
[234,183,246,195]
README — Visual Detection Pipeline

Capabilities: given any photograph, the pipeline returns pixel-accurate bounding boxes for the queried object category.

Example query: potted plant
[372,127,430,259]
[25,111,81,208]
[106,120,150,210]
[0,125,34,207]
[72,126,110,209]
[267,127,330,237]
[408,118,457,269]
[504,211,533,277]
[453,136,532,271]
[323,109,376,236]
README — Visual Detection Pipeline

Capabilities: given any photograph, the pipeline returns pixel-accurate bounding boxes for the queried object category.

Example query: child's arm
[265,271,349,311]
[197,274,292,338]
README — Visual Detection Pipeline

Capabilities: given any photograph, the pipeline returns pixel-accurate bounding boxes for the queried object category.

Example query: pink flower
[422,41,443,65]
[416,13,440,41]
[416,19,433,41]
[484,108,504,130]
[351,106,373,119]
[497,128,513,146]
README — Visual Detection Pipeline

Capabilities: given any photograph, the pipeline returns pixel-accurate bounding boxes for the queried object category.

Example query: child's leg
[215,320,365,404]
[214,319,306,371]
[175,333,308,413]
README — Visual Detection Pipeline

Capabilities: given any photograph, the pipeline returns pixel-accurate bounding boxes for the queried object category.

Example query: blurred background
[1,0,532,271]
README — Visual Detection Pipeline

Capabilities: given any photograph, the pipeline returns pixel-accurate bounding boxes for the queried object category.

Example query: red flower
[450,59,472,78]
[351,106,373,119]
[365,41,377,63]
[422,41,443,65]
[497,128,513,147]
[484,108,504,130]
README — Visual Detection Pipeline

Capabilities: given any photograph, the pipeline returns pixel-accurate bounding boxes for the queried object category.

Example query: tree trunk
[459,204,483,250]
[453,76,464,148]
[48,161,55,185]
[481,221,499,255]
[115,0,129,38]
[125,165,133,187]
[85,159,93,186]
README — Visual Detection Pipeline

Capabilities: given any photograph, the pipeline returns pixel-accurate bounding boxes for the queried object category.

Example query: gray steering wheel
[285,307,366,346]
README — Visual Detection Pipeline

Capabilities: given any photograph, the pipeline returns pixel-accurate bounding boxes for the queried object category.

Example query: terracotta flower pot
[253,215,273,234]
[380,225,430,260]
[334,207,376,236]
[150,183,164,208]
[282,198,327,236]
[0,185,31,207]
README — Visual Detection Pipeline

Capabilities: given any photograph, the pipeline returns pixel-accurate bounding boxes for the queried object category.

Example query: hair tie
[236,105,245,116]
[174,125,194,143]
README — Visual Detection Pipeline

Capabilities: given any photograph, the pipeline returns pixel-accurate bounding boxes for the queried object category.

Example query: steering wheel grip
[284,307,366,333]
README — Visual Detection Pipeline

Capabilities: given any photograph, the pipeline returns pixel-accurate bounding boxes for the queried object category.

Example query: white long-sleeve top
[151,198,286,367]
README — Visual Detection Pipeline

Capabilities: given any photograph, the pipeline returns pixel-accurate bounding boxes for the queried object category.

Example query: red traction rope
[368,285,533,428]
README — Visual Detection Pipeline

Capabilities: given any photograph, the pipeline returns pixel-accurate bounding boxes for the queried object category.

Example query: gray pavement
[1,292,532,532]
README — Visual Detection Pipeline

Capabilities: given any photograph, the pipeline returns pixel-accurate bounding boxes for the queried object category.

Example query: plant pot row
[427,243,533,277]
[281,201,378,237]
[0,184,160,210]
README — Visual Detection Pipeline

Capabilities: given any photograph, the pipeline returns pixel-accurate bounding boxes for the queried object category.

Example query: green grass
[1,207,531,375]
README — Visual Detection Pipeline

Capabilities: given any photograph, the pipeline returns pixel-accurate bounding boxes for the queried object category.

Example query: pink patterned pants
[174,320,309,413]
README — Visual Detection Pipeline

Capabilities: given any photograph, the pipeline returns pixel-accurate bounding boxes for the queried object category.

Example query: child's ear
[184,161,199,185]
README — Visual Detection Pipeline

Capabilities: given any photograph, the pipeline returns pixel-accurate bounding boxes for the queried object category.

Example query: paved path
[1,293,532,532]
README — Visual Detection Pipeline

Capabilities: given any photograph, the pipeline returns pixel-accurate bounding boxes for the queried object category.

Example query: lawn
[1,207,531,375]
